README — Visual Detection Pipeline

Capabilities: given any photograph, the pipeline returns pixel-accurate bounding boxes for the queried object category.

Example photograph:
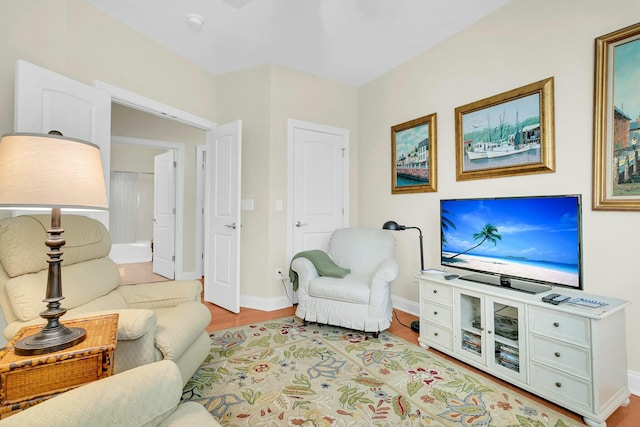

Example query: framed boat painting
[391,113,437,194]
[454,77,556,181]
[593,22,640,211]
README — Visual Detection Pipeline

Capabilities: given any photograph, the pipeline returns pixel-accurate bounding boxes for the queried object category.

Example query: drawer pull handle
[433,311,438,315]
[553,322,560,327]
[555,382,562,388]
[434,332,439,336]
[433,289,438,294]
[554,352,561,358]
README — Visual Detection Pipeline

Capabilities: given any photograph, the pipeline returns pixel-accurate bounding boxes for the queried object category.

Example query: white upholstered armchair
[291,227,399,336]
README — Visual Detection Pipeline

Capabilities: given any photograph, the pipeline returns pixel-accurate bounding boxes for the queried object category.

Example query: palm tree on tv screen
[441,209,456,246]
[448,223,502,259]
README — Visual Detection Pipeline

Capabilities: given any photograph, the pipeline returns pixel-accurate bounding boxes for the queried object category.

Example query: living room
[1,0,639,424]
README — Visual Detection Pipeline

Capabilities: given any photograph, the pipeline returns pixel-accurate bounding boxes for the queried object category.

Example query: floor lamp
[382,220,423,332]
[0,133,108,355]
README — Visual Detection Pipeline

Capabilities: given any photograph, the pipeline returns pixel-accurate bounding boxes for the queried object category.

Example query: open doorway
[109,103,205,280]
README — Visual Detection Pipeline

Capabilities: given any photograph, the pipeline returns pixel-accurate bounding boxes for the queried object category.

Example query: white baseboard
[240,294,294,312]
[391,294,419,317]
[628,369,640,397]
[176,271,202,281]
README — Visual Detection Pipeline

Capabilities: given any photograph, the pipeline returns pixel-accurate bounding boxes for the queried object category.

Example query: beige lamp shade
[0,133,108,210]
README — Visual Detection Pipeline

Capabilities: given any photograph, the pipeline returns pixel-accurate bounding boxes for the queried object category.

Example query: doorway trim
[95,81,216,280]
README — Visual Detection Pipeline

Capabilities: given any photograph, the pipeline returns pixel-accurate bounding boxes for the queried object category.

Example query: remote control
[444,274,459,280]
[542,293,570,305]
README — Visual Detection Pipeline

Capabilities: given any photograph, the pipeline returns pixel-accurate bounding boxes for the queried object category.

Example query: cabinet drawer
[529,335,591,379]
[421,301,453,328]
[530,362,592,412]
[421,281,453,306]
[421,321,453,350]
[529,307,590,347]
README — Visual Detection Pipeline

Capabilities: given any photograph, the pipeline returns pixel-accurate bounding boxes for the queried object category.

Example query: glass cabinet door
[487,298,527,383]
[456,291,485,364]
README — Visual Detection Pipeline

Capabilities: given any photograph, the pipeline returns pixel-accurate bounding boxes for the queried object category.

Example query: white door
[203,121,242,313]
[14,59,111,227]
[288,120,349,258]
[153,150,176,279]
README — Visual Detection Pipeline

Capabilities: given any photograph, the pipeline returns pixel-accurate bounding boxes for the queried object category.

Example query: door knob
[295,221,308,228]
[225,223,237,229]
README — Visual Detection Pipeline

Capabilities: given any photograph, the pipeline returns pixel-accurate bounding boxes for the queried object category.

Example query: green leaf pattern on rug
[444,371,496,395]
[284,343,335,360]
[337,383,374,408]
[186,318,585,427]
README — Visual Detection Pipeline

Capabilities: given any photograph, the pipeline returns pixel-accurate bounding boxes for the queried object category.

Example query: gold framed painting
[391,113,437,194]
[593,22,640,210]
[455,77,555,181]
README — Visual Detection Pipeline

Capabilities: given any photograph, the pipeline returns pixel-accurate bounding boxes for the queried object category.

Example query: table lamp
[0,133,108,355]
[382,220,424,332]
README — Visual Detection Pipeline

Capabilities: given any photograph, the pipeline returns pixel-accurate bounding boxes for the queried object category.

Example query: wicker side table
[0,313,118,418]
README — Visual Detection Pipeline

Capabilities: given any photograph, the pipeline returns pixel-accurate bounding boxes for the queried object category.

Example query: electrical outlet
[275,268,283,280]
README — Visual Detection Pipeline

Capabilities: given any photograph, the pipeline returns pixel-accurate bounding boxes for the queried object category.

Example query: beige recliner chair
[0,360,220,427]
[291,227,399,336]
[0,214,211,385]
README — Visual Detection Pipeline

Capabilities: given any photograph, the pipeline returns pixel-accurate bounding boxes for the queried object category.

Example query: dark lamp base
[410,320,420,333]
[14,326,86,356]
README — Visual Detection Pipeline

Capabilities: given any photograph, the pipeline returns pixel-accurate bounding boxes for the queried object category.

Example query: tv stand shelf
[417,272,631,427]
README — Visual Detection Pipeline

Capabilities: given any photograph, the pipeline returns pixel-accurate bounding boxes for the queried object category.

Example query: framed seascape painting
[593,22,640,211]
[454,77,556,181]
[391,113,437,194]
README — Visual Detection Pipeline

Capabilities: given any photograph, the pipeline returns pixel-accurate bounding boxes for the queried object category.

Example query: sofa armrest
[371,258,399,285]
[0,360,190,427]
[369,257,399,299]
[117,280,202,309]
[3,308,156,341]
[290,257,320,298]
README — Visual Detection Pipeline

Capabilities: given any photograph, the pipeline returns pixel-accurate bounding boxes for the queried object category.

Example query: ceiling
[84,0,511,87]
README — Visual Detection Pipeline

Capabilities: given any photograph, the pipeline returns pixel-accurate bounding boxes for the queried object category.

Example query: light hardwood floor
[204,302,639,426]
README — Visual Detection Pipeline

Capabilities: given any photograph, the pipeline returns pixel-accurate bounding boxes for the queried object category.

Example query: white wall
[358,0,640,377]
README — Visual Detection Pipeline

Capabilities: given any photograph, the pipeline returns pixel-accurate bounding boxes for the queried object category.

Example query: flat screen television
[440,194,582,294]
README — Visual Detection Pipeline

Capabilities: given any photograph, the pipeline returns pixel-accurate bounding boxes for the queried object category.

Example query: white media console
[417,272,631,427]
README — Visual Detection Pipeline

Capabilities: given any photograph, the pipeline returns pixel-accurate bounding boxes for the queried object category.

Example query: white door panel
[14,59,111,227]
[204,121,241,313]
[289,121,349,258]
[153,150,176,279]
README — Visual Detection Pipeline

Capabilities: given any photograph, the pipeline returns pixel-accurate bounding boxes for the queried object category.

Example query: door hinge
[173,161,177,168]
[172,255,175,262]
[173,208,176,214]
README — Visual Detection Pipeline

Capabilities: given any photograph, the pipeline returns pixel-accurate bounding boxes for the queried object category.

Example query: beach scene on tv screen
[441,196,580,287]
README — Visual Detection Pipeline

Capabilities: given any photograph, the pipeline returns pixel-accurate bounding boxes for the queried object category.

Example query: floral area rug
[182,317,583,427]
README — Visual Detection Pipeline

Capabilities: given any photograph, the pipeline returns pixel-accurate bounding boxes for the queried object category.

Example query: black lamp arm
[400,226,424,271]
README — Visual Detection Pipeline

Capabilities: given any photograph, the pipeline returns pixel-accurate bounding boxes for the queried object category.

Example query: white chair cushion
[308,275,370,304]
